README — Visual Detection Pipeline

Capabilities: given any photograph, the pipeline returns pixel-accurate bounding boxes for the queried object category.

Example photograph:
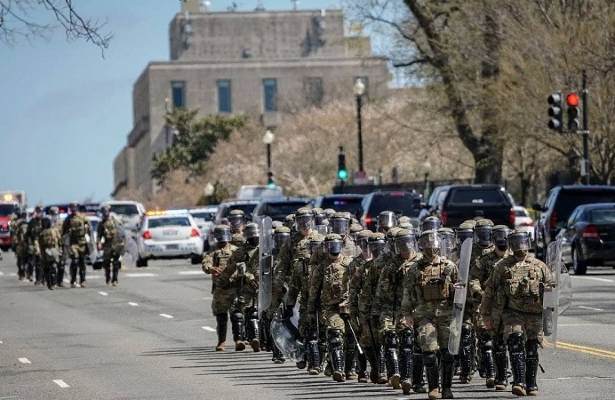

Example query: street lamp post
[423,160,432,198]
[354,79,366,174]
[263,129,275,186]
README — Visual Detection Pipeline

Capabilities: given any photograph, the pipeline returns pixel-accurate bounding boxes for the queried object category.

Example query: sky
[1,0,341,206]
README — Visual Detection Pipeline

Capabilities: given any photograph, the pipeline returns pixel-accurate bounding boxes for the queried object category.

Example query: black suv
[440,184,515,228]
[534,185,615,259]
[360,191,422,230]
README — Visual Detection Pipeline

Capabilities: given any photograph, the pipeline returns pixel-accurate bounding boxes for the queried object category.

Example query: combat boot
[384,331,401,389]
[412,345,427,393]
[459,324,474,384]
[345,344,357,380]
[494,340,509,390]
[424,352,440,400]
[328,329,346,382]
[526,339,539,396]
[508,332,527,396]
[399,329,414,395]
[271,343,285,364]
[357,352,368,383]
[377,345,388,384]
[230,310,246,351]
[481,334,496,388]
[441,350,455,399]
[215,313,228,351]
[307,339,322,375]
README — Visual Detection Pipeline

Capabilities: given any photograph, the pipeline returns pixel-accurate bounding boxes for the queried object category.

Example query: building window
[217,80,232,113]
[354,76,369,99]
[171,81,186,108]
[263,78,278,112]
[304,77,324,107]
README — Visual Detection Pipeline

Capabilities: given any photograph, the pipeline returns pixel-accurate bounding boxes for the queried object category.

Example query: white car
[514,206,535,241]
[188,206,218,251]
[136,212,203,267]
[101,200,145,234]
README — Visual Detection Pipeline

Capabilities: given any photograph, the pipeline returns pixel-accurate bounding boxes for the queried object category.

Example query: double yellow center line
[555,341,615,360]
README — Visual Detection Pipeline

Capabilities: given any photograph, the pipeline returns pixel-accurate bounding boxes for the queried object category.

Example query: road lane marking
[0,340,3,344]
[18,357,31,364]
[576,276,614,283]
[128,302,139,307]
[179,270,203,275]
[0,271,4,276]
[125,273,158,277]
[202,297,212,300]
[202,326,216,332]
[560,323,604,327]
[557,341,615,360]
[578,305,604,312]
[53,379,70,388]
[98,291,109,297]
[159,313,174,319]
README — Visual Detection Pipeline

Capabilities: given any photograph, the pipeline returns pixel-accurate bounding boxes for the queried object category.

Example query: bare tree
[0,0,111,52]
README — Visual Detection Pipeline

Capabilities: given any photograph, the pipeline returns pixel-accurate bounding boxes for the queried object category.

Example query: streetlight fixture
[354,78,366,175]
[263,129,275,186]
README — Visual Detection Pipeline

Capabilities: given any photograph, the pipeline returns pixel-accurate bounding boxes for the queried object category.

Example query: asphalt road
[1,252,615,400]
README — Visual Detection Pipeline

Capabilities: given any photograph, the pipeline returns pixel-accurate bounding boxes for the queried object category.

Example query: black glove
[283,305,295,319]
[340,312,350,321]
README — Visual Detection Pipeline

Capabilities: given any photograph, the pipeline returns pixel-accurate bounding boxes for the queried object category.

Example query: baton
[346,318,364,355]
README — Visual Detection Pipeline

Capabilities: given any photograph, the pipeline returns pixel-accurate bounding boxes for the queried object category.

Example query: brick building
[113,1,390,197]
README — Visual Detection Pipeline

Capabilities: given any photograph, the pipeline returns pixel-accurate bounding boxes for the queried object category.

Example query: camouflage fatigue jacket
[284,230,321,306]
[358,256,384,317]
[26,217,44,254]
[308,255,352,315]
[468,248,506,303]
[374,253,413,317]
[202,243,238,291]
[38,227,61,263]
[348,254,370,317]
[97,217,123,252]
[403,255,458,320]
[62,213,90,246]
[483,254,553,316]
[220,243,259,290]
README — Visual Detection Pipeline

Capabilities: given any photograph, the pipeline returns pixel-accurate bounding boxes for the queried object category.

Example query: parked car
[236,185,283,201]
[313,194,365,219]
[360,191,422,231]
[419,185,451,221]
[189,206,218,252]
[559,203,615,274]
[85,215,103,268]
[252,197,312,223]
[514,206,535,241]
[440,184,515,228]
[136,211,203,267]
[534,185,615,259]
[214,200,259,225]
[101,200,146,234]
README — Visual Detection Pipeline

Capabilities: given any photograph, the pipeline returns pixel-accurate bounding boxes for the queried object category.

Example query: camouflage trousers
[416,309,453,353]
[502,309,543,343]
[378,310,410,343]
[356,312,378,349]
[211,287,236,315]
[322,308,345,334]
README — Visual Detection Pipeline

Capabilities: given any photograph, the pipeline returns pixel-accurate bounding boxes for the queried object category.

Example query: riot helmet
[68,202,78,215]
[398,216,412,226]
[377,211,396,233]
[493,225,510,252]
[419,229,440,258]
[475,219,494,247]
[324,233,343,257]
[438,227,456,259]
[356,230,372,259]
[273,226,291,249]
[313,208,327,226]
[456,221,475,246]
[368,232,386,258]
[509,230,530,256]
[244,223,260,247]
[331,212,350,236]
[284,214,295,229]
[295,208,314,233]
[350,223,363,241]
[309,235,324,256]
[421,216,441,233]
[213,225,232,246]
[49,206,59,216]
[324,208,336,220]
[41,217,52,230]
[395,229,417,257]
[228,209,245,231]
[101,205,111,219]
[34,205,43,217]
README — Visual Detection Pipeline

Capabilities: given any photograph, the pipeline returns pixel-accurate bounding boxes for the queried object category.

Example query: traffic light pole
[356,94,364,173]
[581,70,590,185]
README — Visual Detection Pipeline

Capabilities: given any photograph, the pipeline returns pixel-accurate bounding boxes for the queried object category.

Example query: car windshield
[222,204,257,218]
[369,193,419,217]
[0,204,17,216]
[515,209,528,217]
[190,212,215,221]
[110,204,139,216]
[148,217,191,228]
[237,186,283,200]
[589,209,615,224]
[448,188,508,205]
[556,191,615,222]
[319,197,364,217]
[261,201,310,218]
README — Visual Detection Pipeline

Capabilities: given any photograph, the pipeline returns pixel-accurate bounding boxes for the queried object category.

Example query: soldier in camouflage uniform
[353,232,388,384]
[202,225,238,351]
[11,212,28,280]
[308,234,352,382]
[38,217,62,290]
[48,206,67,286]
[477,225,511,390]
[403,230,458,400]
[284,213,295,230]
[228,209,246,247]
[421,216,441,232]
[62,203,91,288]
[97,205,124,287]
[377,211,396,234]
[26,206,44,284]
[348,230,372,382]
[222,223,260,352]
[482,230,552,397]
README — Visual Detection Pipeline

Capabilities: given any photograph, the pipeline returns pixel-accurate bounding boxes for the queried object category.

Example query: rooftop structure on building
[113,0,391,198]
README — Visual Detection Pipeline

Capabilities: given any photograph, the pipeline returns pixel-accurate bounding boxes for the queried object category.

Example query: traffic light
[547,92,563,133]
[267,171,275,188]
[566,92,580,132]
[337,146,348,182]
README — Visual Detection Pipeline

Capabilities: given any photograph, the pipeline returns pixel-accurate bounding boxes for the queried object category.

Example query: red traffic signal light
[566,92,580,107]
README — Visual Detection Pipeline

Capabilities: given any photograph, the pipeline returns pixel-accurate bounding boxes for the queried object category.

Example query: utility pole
[581,70,590,184]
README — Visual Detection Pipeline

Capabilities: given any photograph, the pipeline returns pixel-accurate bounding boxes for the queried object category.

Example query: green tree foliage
[151,108,246,184]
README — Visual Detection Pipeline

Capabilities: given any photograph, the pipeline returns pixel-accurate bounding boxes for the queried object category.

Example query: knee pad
[399,329,414,348]
[246,307,258,320]
[482,338,494,351]
[231,311,244,324]
[384,330,398,349]
[328,329,344,346]
[526,338,539,360]
[507,332,525,353]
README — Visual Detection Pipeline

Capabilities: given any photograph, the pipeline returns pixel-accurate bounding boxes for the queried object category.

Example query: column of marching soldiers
[9,203,125,289]
[202,208,552,400]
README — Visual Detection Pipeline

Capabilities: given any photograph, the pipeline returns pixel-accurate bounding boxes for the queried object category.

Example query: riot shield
[122,228,139,268]
[270,309,305,361]
[258,217,274,318]
[544,236,563,349]
[448,237,473,355]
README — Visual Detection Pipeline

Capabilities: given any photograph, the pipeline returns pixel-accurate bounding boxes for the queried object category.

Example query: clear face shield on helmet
[438,231,456,259]
[357,236,371,259]
[274,232,290,249]
[331,218,349,236]
[296,214,314,233]
[377,212,396,231]
[214,229,232,244]
[325,239,343,257]
[245,226,260,246]
[421,217,441,233]
[493,228,509,251]
[420,231,441,255]
[314,213,327,226]
[229,215,245,230]
[456,229,474,247]
[475,226,493,247]
[509,232,530,254]
[395,234,417,256]
[368,239,385,258]
[309,240,323,256]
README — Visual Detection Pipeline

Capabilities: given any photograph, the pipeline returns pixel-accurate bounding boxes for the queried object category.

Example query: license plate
[163,229,178,236]
[166,244,179,250]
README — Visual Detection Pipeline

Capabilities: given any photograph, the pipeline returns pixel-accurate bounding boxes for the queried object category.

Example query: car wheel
[136,257,148,268]
[572,246,587,275]
[0,245,9,252]
[191,254,202,265]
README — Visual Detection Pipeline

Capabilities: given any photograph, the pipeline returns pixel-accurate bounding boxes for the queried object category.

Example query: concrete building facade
[113,2,390,198]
